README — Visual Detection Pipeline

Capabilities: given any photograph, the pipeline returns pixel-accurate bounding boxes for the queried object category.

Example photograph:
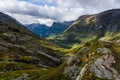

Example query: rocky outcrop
[67,54,80,66]
[89,47,120,80]
[97,47,112,54]
[64,45,120,80]
[90,54,120,80]
[76,63,89,80]
[63,54,81,80]
[64,65,81,80]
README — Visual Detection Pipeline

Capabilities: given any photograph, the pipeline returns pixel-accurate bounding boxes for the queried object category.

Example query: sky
[0,0,120,26]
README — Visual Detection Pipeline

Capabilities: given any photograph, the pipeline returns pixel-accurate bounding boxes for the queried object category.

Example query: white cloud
[0,0,120,25]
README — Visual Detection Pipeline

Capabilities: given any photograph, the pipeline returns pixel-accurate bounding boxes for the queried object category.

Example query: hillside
[61,40,120,80]
[25,21,74,38]
[49,9,120,48]
[0,12,65,69]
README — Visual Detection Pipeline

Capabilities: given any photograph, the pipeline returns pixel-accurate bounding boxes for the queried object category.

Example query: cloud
[0,0,59,19]
[0,0,120,25]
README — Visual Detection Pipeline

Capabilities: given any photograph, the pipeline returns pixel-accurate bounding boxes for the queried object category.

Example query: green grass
[0,62,71,80]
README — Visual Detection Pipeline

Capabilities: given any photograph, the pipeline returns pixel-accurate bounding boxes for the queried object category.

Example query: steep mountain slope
[49,9,120,48]
[0,12,64,68]
[26,23,50,38]
[49,21,74,35]
[0,12,73,80]
[25,21,74,38]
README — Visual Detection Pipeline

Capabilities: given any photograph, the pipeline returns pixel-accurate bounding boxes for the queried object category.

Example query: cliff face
[50,9,120,48]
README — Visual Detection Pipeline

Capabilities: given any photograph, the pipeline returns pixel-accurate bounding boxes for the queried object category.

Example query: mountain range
[49,9,120,48]
[25,21,74,38]
[0,9,120,80]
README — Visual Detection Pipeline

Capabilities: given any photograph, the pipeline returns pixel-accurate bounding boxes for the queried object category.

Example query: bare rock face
[90,54,120,80]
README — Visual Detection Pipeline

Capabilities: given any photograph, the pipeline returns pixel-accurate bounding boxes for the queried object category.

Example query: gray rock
[0,42,13,48]
[90,55,120,80]
[18,35,32,43]
[15,74,29,80]
[0,45,8,50]
[64,54,81,80]
[13,45,26,50]
[76,63,89,80]
[3,33,16,42]
[91,59,112,79]
[115,39,120,46]
[67,54,80,66]
[63,65,81,80]
[79,47,90,53]
[116,39,120,43]
[37,51,61,62]
[97,47,112,54]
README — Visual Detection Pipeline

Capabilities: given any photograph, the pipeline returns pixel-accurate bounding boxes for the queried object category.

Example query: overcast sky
[0,0,120,26]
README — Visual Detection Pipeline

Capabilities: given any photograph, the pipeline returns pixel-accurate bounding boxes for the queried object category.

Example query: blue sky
[19,0,57,6]
[0,0,120,26]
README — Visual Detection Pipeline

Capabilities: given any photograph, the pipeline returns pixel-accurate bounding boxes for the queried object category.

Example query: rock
[37,51,61,62]
[97,47,112,54]
[116,39,120,43]
[63,65,81,80]
[67,54,80,66]
[76,63,89,80]
[63,54,81,80]
[13,45,27,50]
[115,39,120,46]
[79,47,90,53]
[18,36,32,44]
[0,42,13,48]
[0,45,8,50]
[90,55,120,80]
[15,74,29,80]
[91,59,113,79]
[3,33,16,42]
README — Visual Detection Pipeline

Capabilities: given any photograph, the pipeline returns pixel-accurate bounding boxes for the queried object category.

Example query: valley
[0,9,120,80]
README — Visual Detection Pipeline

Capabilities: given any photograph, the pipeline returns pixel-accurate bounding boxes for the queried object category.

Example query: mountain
[25,21,74,38]
[45,9,120,80]
[49,9,120,48]
[0,12,64,69]
[25,23,50,38]
[1,9,120,80]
